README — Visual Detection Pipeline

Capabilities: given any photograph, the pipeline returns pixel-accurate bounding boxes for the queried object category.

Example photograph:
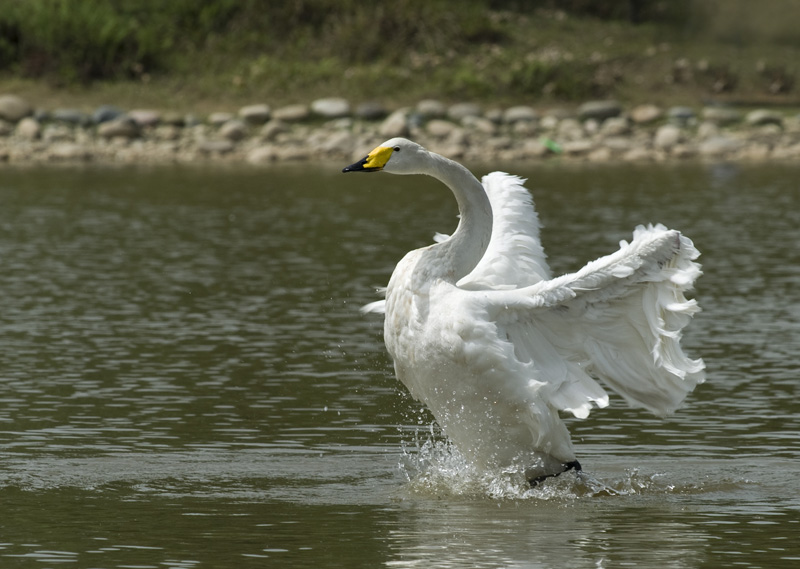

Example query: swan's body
[344,138,705,482]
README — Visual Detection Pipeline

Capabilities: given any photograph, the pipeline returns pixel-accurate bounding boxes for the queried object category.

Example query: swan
[343,138,705,484]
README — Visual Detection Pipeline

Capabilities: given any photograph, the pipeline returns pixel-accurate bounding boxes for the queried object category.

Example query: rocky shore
[2,93,800,166]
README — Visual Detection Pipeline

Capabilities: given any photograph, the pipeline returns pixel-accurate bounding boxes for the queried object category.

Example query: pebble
[0,92,798,165]
[578,100,621,121]
[630,104,662,124]
[16,117,41,140]
[311,97,350,118]
[0,94,33,122]
[239,104,271,125]
[273,104,310,122]
[745,109,783,126]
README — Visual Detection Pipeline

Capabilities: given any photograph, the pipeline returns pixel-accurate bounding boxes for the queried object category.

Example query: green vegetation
[0,0,797,110]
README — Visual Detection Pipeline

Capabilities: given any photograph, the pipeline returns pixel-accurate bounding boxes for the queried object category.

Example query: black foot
[528,460,582,487]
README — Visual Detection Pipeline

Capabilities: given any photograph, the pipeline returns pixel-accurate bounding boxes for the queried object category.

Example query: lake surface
[0,161,798,568]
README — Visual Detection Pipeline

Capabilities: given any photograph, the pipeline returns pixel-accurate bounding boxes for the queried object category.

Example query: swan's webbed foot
[528,460,582,487]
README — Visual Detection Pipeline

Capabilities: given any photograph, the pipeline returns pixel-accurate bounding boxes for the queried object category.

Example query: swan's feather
[483,224,705,417]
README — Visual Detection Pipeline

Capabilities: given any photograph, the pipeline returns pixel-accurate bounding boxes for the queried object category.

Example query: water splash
[396,427,700,501]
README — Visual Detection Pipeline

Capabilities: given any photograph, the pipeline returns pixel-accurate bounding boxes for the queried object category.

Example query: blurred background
[0,0,796,110]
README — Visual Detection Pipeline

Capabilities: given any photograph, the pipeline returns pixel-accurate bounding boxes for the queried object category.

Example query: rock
[426,119,457,138]
[273,104,310,122]
[577,100,621,121]
[556,118,584,141]
[503,106,538,124]
[311,97,350,118]
[668,106,696,126]
[462,115,496,135]
[247,145,276,164]
[154,125,181,141]
[98,117,140,139]
[48,143,91,161]
[379,109,409,138]
[696,121,719,140]
[93,105,125,124]
[599,116,630,137]
[43,124,74,142]
[198,140,235,154]
[701,107,741,125]
[630,104,662,124]
[219,119,248,141]
[355,101,388,120]
[239,104,271,125]
[128,109,161,127]
[52,109,91,126]
[0,94,33,122]
[209,112,234,126]
[698,136,744,157]
[260,119,290,141]
[654,124,682,149]
[447,102,482,122]
[0,120,13,136]
[16,117,41,140]
[745,109,783,127]
[485,108,504,124]
[521,139,549,158]
[562,140,594,155]
[417,99,447,119]
[161,112,186,127]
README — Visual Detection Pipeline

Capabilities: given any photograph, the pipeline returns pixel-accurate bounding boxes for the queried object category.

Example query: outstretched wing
[363,172,551,314]
[484,224,705,418]
[458,172,551,290]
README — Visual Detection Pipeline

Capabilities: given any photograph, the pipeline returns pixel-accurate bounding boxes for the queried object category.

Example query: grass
[0,1,798,112]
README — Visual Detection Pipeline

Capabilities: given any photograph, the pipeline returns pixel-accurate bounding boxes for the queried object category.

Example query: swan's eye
[393,146,401,152]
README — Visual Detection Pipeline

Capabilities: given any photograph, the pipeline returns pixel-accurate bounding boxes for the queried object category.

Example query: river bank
[2,93,800,166]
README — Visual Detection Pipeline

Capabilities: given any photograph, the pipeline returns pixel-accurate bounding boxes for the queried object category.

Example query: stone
[198,140,235,154]
[52,109,91,126]
[485,108,504,124]
[247,146,277,164]
[447,102,482,122]
[599,117,630,137]
[556,118,584,141]
[16,117,41,140]
[273,104,310,122]
[577,100,621,121]
[0,120,13,136]
[355,101,388,120]
[630,104,662,124]
[93,105,125,124]
[379,109,409,138]
[209,112,234,126]
[462,115,496,135]
[97,117,140,139]
[260,120,290,141]
[161,112,186,126]
[745,109,783,127]
[417,99,447,119]
[698,136,744,157]
[128,109,161,127]
[43,124,74,142]
[701,107,741,125]
[503,106,538,124]
[219,119,248,141]
[696,121,719,140]
[654,124,682,149]
[668,106,696,126]
[562,140,594,155]
[239,104,271,125]
[0,94,33,122]
[426,119,457,138]
[48,143,91,161]
[311,97,350,118]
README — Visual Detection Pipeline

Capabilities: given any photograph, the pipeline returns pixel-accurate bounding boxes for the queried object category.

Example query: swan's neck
[422,152,492,283]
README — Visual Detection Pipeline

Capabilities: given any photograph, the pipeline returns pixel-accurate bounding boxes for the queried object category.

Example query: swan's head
[342,138,427,175]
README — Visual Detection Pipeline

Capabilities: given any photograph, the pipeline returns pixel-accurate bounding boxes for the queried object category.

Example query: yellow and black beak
[342,145,394,173]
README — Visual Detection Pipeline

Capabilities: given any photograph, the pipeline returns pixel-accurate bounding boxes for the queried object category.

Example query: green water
[0,162,798,568]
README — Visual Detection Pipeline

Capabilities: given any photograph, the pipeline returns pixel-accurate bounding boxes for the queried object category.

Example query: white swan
[343,138,705,483]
